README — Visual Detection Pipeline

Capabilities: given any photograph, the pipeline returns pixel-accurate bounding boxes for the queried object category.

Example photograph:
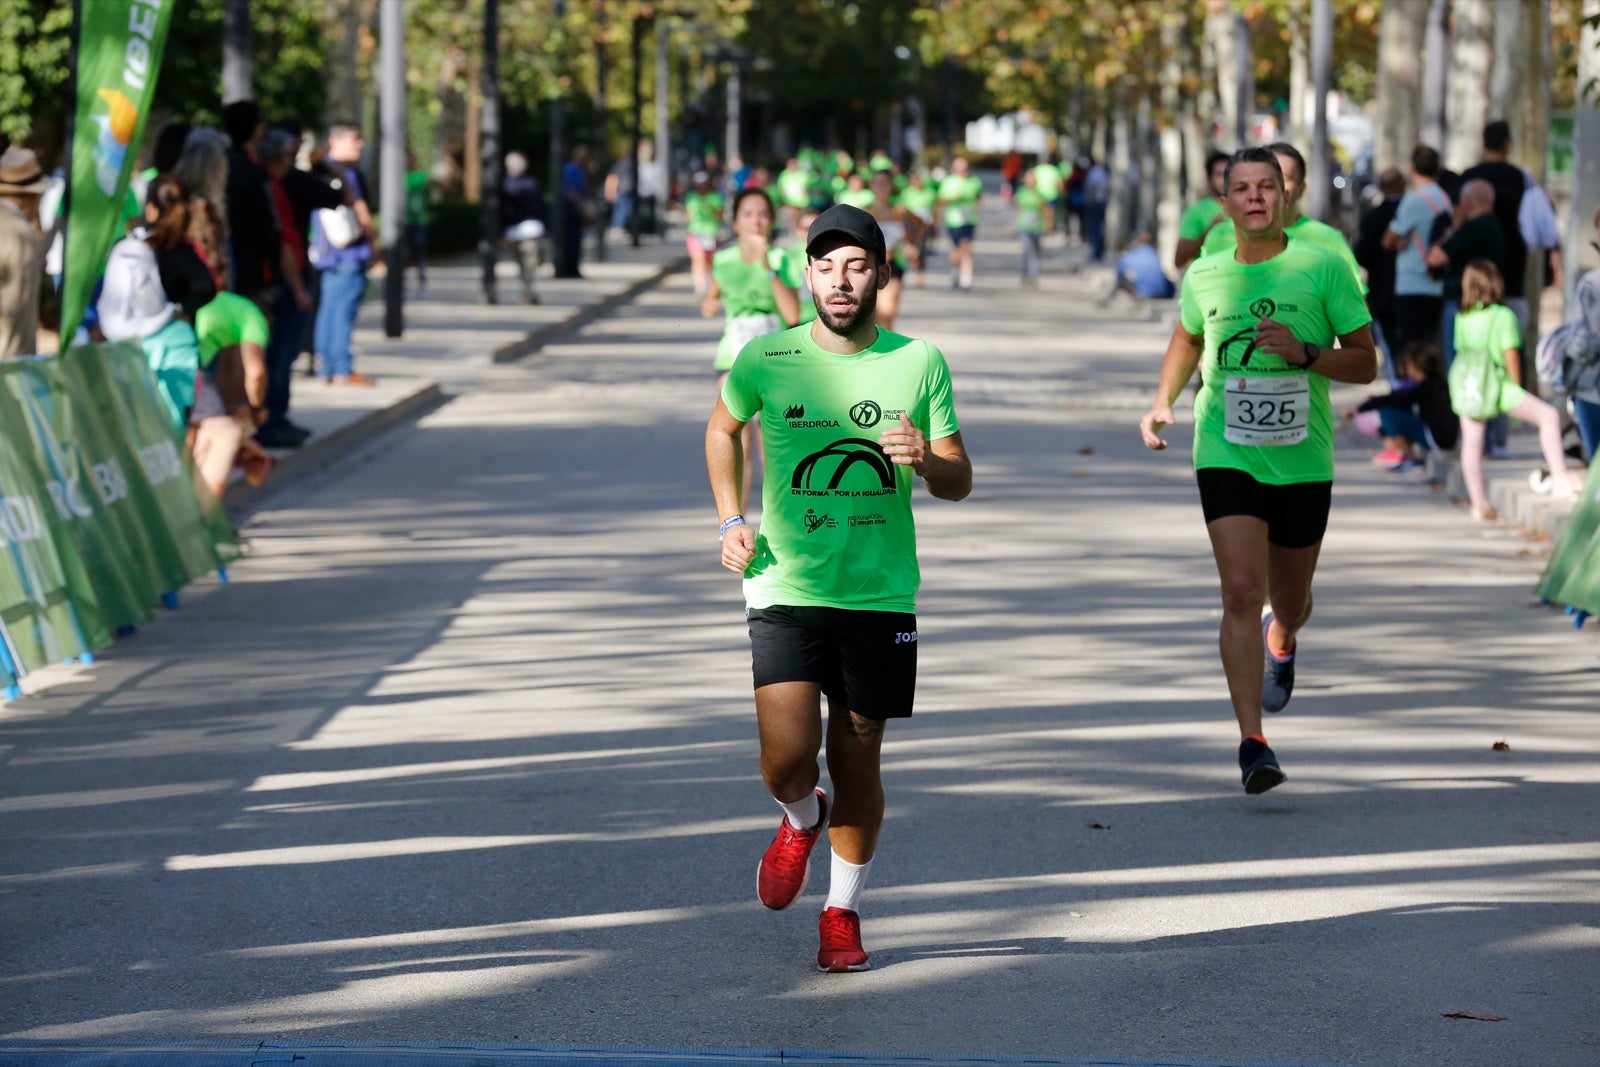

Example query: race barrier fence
[0,342,239,700]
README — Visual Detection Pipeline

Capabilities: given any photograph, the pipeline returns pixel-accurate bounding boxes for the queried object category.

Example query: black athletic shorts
[1195,467,1332,549]
[888,260,906,281]
[747,605,917,720]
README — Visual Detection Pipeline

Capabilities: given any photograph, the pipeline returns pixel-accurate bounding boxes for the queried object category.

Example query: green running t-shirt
[1014,187,1047,234]
[937,174,983,229]
[776,167,812,208]
[897,185,937,223]
[685,191,725,238]
[1180,241,1371,485]
[721,324,961,611]
[837,188,877,210]
[1032,163,1063,200]
[194,292,269,367]
[405,171,430,225]
[1202,215,1365,292]
[1178,197,1224,241]
[712,244,792,371]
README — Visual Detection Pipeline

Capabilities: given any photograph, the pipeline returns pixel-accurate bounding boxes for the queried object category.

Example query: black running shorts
[1195,467,1332,550]
[747,605,918,720]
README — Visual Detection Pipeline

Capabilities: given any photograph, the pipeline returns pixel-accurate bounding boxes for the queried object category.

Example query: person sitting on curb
[1344,340,1458,472]
[1101,230,1176,308]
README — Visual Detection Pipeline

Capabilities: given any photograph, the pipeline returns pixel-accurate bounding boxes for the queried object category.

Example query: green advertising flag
[59,0,175,351]
[1535,460,1600,616]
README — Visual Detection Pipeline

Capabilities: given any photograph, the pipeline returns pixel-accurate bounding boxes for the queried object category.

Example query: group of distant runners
[702,141,1379,973]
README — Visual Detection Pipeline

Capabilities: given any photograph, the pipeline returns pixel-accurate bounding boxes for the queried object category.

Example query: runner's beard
[813,283,879,336]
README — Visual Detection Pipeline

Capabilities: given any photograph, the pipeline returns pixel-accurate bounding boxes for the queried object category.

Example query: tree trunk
[222,0,252,105]
[1207,1,1238,151]
[1446,0,1494,171]
[1232,11,1254,148]
[1158,12,1185,272]
[1491,0,1550,345]
[1305,0,1332,222]
[1107,94,1131,251]
[327,0,364,129]
[1376,0,1426,170]
[1179,14,1206,209]
[1287,0,1308,144]
[1421,0,1449,151]
[1564,0,1600,313]
[1138,94,1159,236]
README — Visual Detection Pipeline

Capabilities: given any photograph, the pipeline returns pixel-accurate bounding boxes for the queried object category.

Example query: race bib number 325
[1223,375,1309,446]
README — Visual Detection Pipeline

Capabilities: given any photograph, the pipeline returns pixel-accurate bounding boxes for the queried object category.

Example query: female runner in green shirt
[701,188,802,513]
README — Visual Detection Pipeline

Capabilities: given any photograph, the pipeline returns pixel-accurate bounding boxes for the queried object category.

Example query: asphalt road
[1,219,1596,1067]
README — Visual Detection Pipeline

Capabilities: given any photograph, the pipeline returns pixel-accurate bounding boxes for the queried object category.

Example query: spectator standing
[604,151,635,236]
[1354,167,1406,379]
[255,127,318,448]
[310,120,377,386]
[1460,120,1565,338]
[221,101,283,308]
[1537,237,1600,460]
[0,146,48,357]
[1382,146,1451,353]
[1448,260,1583,520]
[1082,156,1109,263]
[554,144,590,279]
[172,129,231,288]
[501,151,549,305]
[1425,179,1507,371]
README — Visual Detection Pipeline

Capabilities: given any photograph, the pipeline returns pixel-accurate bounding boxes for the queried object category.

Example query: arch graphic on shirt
[791,439,896,491]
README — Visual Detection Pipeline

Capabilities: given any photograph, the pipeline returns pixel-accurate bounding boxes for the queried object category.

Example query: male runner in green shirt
[706,204,972,972]
[1139,147,1376,795]
[1200,142,1364,293]
[937,156,984,290]
[1174,151,1230,271]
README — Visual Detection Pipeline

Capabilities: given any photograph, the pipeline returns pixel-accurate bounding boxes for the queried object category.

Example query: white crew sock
[824,850,871,914]
[777,789,820,831]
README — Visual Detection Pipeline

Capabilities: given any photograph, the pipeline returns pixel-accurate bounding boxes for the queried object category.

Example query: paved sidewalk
[226,237,688,507]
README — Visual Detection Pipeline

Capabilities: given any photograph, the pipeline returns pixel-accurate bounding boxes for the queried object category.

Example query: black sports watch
[1300,342,1322,369]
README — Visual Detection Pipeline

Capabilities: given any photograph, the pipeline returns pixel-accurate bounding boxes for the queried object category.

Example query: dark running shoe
[1239,737,1287,795]
[1261,613,1296,714]
[817,906,870,972]
[756,789,828,911]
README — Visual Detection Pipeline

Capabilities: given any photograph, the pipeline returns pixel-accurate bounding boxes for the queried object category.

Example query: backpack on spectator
[96,231,176,341]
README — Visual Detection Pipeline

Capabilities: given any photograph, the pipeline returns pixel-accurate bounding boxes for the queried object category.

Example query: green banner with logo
[1535,460,1600,616]
[0,378,98,671]
[0,343,239,692]
[59,0,175,350]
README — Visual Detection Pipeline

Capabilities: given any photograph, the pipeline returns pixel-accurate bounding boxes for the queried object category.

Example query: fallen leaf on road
[1441,1011,1506,1022]
[1492,741,1510,751]
[1088,822,1111,830]
[1071,470,1093,478]
[1077,446,1095,455]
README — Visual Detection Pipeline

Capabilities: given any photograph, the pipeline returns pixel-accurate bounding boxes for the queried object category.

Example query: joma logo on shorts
[894,631,918,645]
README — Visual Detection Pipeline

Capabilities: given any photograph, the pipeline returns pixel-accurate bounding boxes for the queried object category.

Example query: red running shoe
[816,906,870,972]
[756,789,828,910]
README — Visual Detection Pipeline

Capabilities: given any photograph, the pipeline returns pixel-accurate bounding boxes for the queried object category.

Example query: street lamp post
[479,0,502,305]
[1306,0,1332,222]
[631,13,648,246]
[379,0,405,337]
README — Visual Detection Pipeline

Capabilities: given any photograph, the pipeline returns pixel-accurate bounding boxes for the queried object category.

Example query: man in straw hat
[0,145,50,356]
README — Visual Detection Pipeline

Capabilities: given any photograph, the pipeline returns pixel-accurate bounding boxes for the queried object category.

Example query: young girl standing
[1449,259,1585,521]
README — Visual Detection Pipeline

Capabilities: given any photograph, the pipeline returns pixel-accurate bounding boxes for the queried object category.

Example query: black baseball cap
[805,204,886,261]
